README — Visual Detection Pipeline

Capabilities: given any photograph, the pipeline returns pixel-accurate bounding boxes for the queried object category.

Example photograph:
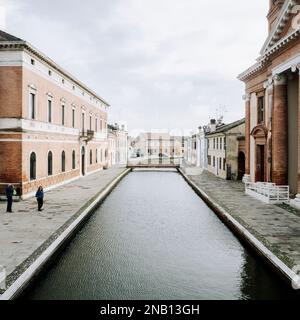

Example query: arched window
[30,152,36,180]
[61,151,66,172]
[90,150,93,165]
[48,151,53,176]
[72,150,76,170]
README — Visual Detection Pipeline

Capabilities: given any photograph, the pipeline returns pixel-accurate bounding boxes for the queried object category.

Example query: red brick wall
[0,67,22,118]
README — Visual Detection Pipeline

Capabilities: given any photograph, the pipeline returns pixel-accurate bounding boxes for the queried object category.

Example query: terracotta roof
[0,30,23,42]
[0,29,110,106]
[206,118,245,135]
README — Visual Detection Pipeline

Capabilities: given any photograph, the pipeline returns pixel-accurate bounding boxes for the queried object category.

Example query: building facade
[238,0,300,203]
[107,123,128,167]
[207,119,245,180]
[0,31,109,198]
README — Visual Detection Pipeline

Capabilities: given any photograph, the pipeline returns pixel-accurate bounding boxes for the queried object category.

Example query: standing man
[35,186,44,212]
[5,184,14,213]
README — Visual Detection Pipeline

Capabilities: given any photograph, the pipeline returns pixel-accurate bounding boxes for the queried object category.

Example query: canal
[25,170,298,300]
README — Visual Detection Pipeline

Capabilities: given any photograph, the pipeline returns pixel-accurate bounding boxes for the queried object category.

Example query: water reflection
[24,171,299,300]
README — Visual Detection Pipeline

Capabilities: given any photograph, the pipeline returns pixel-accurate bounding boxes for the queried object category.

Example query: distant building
[206,119,245,180]
[107,123,128,166]
[133,132,184,158]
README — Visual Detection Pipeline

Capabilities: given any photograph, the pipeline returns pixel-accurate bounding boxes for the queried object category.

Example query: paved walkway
[0,167,127,284]
[185,169,300,269]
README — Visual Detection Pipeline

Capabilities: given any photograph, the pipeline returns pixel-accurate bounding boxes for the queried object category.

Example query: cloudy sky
[1,0,268,134]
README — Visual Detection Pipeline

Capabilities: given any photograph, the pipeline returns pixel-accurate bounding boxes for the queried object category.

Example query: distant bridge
[127,164,180,169]
[127,157,182,170]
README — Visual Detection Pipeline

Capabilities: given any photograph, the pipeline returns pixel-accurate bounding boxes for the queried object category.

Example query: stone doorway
[256,145,265,182]
[251,125,268,182]
[238,152,245,181]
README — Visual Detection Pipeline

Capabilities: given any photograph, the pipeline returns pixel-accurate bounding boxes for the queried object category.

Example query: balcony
[80,130,95,142]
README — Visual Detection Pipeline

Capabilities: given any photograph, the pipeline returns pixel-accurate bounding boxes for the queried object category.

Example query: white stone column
[291,66,300,208]
[242,93,251,183]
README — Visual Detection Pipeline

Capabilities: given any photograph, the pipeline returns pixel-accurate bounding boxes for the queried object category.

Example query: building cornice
[238,0,300,82]
[0,41,110,107]
[261,0,296,55]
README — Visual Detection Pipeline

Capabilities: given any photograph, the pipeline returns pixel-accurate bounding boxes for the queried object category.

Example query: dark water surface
[25,171,299,300]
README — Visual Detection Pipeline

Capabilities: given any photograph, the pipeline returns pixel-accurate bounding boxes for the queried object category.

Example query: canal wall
[178,168,299,290]
[0,168,131,300]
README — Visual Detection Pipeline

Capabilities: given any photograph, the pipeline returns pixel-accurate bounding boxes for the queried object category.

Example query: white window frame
[28,85,37,120]
[47,93,53,123]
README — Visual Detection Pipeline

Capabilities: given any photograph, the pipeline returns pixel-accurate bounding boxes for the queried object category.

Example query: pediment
[251,125,268,139]
[260,0,299,55]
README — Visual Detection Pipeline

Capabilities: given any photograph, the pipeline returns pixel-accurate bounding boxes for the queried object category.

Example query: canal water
[25,170,298,300]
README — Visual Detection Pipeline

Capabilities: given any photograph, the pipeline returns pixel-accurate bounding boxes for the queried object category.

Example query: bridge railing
[245,182,289,204]
[127,156,182,167]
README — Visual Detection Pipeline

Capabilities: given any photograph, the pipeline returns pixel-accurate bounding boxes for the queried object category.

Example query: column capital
[263,78,274,90]
[273,74,287,86]
[291,63,300,74]
[242,93,251,102]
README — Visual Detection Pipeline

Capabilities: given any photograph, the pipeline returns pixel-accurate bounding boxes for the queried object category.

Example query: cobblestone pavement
[0,167,127,276]
[186,169,300,268]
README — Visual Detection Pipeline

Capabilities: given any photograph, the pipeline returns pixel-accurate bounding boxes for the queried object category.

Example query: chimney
[210,119,216,132]
[267,0,285,32]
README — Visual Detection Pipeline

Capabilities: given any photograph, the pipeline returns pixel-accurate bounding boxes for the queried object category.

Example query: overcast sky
[1,0,268,135]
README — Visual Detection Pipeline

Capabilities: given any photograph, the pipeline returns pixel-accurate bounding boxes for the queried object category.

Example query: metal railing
[80,130,95,142]
[127,156,183,167]
[245,182,289,204]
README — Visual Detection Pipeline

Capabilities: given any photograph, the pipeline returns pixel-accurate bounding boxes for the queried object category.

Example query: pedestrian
[5,184,14,213]
[35,186,44,212]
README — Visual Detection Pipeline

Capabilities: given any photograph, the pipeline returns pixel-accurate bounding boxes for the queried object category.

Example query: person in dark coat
[35,186,44,212]
[5,184,14,213]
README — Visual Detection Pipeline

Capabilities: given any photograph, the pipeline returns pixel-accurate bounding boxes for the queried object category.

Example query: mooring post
[0,266,6,291]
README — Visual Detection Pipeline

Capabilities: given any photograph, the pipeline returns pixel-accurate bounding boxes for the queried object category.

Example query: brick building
[0,30,110,198]
[238,0,300,205]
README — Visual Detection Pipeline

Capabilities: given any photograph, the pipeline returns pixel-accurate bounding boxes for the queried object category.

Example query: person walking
[5,184,14,213]
[35,186,44,212]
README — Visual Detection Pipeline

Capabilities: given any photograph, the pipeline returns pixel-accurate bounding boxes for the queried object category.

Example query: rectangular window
[213,138,215,149]
[100,119,103,132]
[72,109,75,128]
[208,155,211,165]
[223,158,226,171]
[82,113,85,131]
[258,96,264,124]
[48,100,52,123]
[95,119,98,132]
[219,158,222,170]
[61,105,65,126]
[224,137,226,150]
[213,156,215,167]
[29,93,35,120]
[217,138,219,150]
